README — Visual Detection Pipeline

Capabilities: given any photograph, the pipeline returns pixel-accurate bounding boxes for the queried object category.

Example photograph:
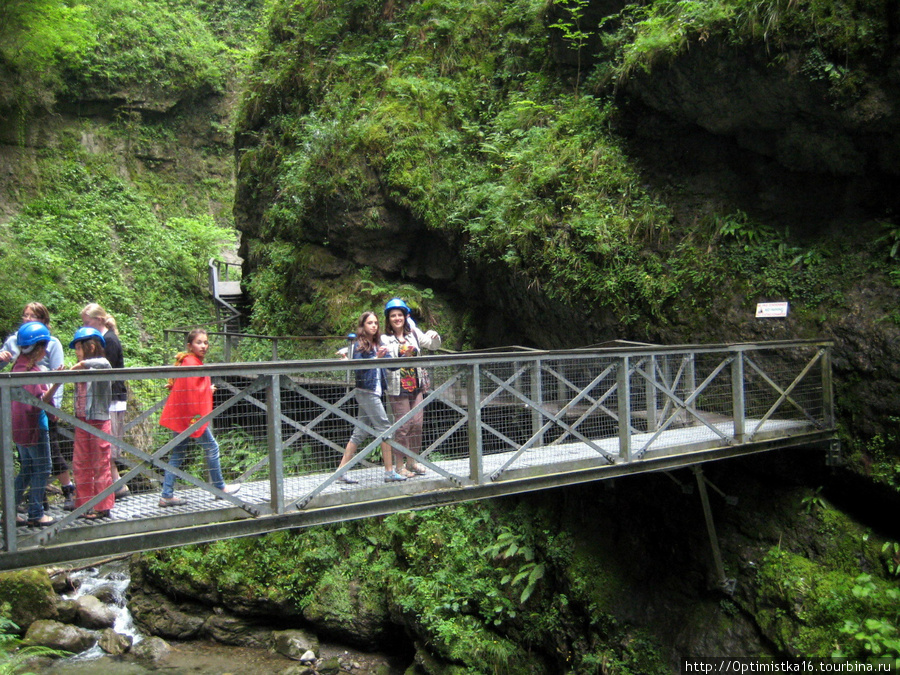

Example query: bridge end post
[731,350,746,444]
[267,374,285,513]
[468,364,483,484]
[0,385,18,552]
[617,356,632,462]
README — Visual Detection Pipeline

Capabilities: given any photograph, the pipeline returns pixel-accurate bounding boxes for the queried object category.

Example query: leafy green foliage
[833,575,900,667]
[755,548,900,659]
[0,151,234,365]
[600,0,892,96]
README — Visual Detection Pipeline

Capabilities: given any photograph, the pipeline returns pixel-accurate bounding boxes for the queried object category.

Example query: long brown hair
[354,312,381,353]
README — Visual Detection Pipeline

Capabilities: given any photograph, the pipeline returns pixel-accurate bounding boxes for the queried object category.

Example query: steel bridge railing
[0,339,834,567]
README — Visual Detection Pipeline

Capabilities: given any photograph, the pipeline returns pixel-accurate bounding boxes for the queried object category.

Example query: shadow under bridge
[0,339,837,571]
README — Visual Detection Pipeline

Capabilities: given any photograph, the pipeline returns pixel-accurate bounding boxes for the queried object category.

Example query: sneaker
[384,470,407,483]
[62,484,76,510]
[215,484,241,499]
[159,496,188,507]
[337,475,359,484]
[114,486,131,499]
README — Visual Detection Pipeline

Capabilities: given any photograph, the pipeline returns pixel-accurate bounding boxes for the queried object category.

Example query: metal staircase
[208,258,243,331]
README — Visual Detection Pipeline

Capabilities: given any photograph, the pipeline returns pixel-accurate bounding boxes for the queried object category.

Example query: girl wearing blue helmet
[1,303,75,510]
[382,298,441,477]
[45,327,114,519]
[10,321,55,526]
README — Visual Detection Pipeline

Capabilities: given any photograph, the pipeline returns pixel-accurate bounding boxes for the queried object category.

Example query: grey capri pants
[349,388,393,446]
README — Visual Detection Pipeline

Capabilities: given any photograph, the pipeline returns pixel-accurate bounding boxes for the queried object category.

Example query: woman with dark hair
[382,298,441,477]
[335,312,406,484]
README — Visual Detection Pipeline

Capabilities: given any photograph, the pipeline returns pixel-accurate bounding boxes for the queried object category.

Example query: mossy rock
[301,576,391,649]
[0,569,58,632]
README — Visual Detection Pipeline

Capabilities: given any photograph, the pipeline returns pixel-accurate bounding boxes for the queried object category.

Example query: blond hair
[81,303,119,335]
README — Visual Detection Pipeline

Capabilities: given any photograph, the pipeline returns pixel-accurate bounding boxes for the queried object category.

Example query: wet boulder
[98,627,133,655]
[74,594,117,629]
[272,628,319,660]
[23,619,97,654]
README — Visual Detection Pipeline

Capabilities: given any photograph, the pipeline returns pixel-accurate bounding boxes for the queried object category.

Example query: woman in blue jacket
[335,312,406,484]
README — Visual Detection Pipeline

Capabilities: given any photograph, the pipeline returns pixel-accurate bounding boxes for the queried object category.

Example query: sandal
[399,468,416,479]
[28,516,57,527]
[409,464,427,475]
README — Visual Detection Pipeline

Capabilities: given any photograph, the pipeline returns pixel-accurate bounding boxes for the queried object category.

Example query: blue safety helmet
[17,321,51,348]
[384,297,411,317]
[69,326,106,349]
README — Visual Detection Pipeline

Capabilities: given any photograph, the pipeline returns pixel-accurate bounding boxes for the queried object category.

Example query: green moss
[752,547,900,658]
[0,569,56,631]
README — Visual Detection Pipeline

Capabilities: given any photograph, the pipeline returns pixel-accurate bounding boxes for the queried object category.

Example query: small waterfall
[61,559,143,660]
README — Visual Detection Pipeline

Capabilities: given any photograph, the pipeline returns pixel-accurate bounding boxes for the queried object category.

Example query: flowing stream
[33,560,407,674]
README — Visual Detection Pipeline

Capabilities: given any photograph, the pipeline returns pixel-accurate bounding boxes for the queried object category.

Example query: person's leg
[14,446,28,511]
[388,395,412,473]
[197,428,225,490]
[404,391,425,472]
[160,434,190,499]
[48,418,75,508]
[16,444,41,521]
[89,420,114,513]
[28,427,52,521]
[109,409,129,497]
[72,426,92,509]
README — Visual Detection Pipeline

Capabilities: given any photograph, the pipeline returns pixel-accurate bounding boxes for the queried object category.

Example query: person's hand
[425,330,439,340]
[0,350,12,363]
[376,346,389,358]
[70,361,85,371]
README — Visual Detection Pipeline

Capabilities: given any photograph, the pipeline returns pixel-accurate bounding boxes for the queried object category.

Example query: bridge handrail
[0,337,835,387]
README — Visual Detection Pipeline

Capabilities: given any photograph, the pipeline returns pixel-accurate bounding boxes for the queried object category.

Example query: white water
[61,559,142,661]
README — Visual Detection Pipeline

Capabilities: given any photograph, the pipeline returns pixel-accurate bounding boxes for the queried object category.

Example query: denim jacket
[352,343,386,393]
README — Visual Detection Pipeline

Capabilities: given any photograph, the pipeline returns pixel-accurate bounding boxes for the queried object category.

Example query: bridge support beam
[692,465,736,596]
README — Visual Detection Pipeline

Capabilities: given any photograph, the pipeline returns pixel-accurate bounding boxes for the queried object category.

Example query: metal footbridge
[1,339,837,572]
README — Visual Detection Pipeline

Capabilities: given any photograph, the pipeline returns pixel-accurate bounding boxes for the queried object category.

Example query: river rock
[55,598,78,624]
[98,627,133,655]
[318,656,342,674]
[129,635,171,664]
[301,578,391,648]
[23,619,97,654]
[49,570,78,595]
[272,628,319,660]
[299,649,316,663]
[202,611,273,647]
[0,569,58,630]
[92,583,126,607]
[279,666,317,675]
[74,594,117,629]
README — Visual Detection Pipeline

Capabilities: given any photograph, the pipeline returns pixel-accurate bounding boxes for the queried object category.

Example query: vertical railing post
[224,334,232,363]
[617,356,632,462]
[731,349,745,443]
[821,346,834,429]
[682,353,696,426]
[468,364,483,483]
[267,374,284,513]
[1,384,17,551]
[531,358,543,447]
[645,355,658,433]
[271,338,278,362]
